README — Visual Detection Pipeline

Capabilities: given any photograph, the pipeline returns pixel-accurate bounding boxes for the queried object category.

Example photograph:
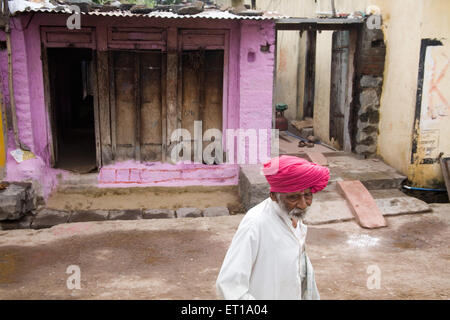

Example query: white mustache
[274,195,309,218]
[289,208,308,218]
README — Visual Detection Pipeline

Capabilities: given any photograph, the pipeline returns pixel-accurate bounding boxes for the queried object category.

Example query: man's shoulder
[240,198,272,226]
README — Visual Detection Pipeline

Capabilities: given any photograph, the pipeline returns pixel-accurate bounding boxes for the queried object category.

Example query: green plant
[144,0,157,6]
[92,0,108,4]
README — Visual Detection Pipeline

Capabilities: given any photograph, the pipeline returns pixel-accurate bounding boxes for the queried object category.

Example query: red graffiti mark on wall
[278,48,287,72]
[428,52,450,119]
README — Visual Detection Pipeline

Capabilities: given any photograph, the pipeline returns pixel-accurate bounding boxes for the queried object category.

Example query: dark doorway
[47,48,97,173]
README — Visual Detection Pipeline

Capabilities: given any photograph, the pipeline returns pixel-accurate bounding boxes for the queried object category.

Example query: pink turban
[262,155,330,194]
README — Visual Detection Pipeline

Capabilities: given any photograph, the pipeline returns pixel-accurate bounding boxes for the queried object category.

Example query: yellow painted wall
[275,30,300,120]
[321,0,450,187]
[370,0,450,187]
[315,0,368,14]
[256,0,367,143]
[253,0,316,120]
[374,0,422,177]
[304,0,367,147]
[309,0,450,187]
[414,0,450,188]
[313,31,335,147]
[259,0,450,187]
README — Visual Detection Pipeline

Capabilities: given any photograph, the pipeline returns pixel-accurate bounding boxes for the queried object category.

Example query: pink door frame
[37,16,239,167]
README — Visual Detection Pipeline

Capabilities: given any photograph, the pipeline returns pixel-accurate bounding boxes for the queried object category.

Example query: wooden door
[303,30,316,119]
[180,50,224,161]
[111,51,136,160]
[109,50,164,162]
[140,52,164,162]
[329,30,350,149]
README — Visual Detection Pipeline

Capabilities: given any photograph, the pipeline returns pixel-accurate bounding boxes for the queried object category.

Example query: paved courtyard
[0,203,449,300]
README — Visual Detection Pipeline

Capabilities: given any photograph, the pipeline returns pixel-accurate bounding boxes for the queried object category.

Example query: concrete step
[238,161,430,225]
[303,185,431,225]
[57,173,98,188]
[239,154,407,211]
[239,164,270,211]
[327,155,406,190]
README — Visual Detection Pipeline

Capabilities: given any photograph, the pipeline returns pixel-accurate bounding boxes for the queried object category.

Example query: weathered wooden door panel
[97,51,113,164]
[140,52,163,162]
[90,51,102,169]
[203,51,224,153]
[303,30,316,119]
[330,30,350,149]
[41,27,96,49]
[181,51,202,139]
[113,51,137,160]
[45,49,60,165]
[110,50,164,162]
[180,50,224,160]
[203,51,224,128]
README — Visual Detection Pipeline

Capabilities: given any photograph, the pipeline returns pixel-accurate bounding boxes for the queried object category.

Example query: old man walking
[216,155,330,300]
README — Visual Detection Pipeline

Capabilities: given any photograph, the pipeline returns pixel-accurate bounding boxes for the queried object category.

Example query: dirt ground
[0,203,449,300]
[46,186,243,213]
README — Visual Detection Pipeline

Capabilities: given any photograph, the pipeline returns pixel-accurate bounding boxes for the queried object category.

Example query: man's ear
[269,192,277,202]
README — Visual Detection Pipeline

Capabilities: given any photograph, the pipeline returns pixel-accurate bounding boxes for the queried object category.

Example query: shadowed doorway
[47,48,97,173]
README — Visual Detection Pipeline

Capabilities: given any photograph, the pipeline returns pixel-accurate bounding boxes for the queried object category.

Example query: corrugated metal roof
[89,9,285,20]
[12,5,286,20]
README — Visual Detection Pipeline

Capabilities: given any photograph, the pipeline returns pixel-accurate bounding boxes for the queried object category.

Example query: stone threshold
[0,206,231,231]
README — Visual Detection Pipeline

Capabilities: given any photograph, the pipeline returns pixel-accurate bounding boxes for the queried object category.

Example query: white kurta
[216,198,320,300]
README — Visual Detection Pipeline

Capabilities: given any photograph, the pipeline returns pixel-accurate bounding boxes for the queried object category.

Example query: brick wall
[358,26,386,76]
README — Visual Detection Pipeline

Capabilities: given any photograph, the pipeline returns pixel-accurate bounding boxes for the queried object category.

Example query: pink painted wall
[24,16,50,163]
[0,13,276,198]
[238,20,275,163]
[239,21,275,130]
[9,19,35,152]
[0,19,35,152]
[0,20,62,199]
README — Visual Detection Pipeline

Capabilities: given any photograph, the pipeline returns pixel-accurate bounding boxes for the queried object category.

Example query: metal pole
[331,0,337,17]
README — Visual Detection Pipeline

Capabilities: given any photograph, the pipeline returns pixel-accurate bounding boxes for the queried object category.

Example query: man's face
[270,189,313,219]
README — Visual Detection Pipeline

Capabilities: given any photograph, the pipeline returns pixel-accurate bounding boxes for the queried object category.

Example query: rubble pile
[0,182,36,221]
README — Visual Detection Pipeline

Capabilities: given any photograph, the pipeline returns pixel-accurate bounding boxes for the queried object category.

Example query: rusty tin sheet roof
[13,6,286,20]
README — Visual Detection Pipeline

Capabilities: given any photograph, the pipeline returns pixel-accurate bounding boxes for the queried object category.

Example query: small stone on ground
[143,209,176,219]
[203,207,229,217]
[108,210,142,221]
[31,209,70,229]
[69,210,109,223]
[176,207,202,218]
